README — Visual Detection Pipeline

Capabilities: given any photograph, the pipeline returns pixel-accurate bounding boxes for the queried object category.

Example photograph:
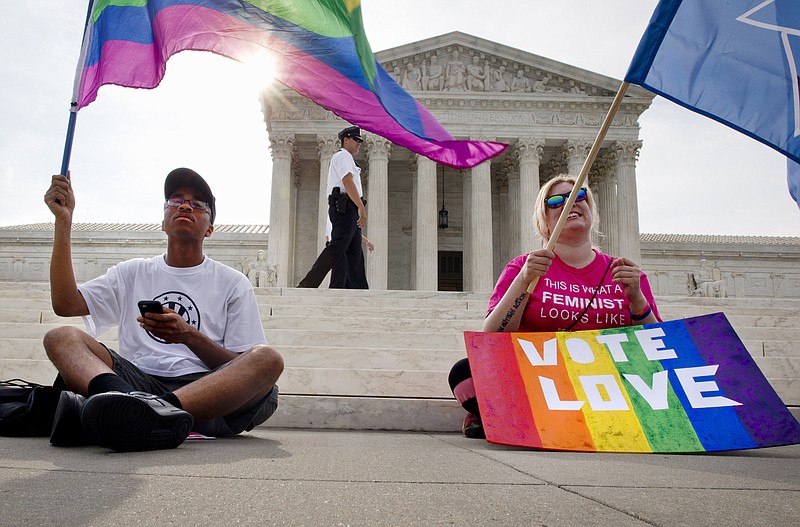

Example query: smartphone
[138,300,164,316]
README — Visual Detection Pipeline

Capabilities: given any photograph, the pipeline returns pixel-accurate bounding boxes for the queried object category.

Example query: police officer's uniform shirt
[326,148,362,197]
[78,254,267,377]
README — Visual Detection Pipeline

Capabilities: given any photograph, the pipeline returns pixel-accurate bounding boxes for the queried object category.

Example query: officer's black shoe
[81,391,193,452]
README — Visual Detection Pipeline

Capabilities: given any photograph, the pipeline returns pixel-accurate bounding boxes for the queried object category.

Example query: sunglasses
[164,197,210,211]
[544,187,588,209]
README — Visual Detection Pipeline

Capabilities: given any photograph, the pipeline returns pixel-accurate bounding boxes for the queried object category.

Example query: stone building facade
[2,34,797,300]
[262,32,654,291]
[0,223,269,285]
[1,224,798,300]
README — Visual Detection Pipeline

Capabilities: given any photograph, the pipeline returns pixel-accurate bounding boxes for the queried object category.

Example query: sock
[448,358,480,417]
[87,373,135,396]
[160,392,183,409]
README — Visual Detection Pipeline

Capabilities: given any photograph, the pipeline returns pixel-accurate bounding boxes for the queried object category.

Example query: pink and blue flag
[625,0,800,207]
[71,0,506,169]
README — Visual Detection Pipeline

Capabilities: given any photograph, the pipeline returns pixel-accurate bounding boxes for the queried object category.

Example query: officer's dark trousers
[297,199,368,289]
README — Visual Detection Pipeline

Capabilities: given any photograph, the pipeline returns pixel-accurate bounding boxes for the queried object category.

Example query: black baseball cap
[338,126,364,143]
[164,167,216,224]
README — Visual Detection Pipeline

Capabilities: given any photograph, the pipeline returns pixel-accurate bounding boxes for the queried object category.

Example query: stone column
[462,172,472,290]
[591,153,619,255]
[565,139,593,177]
[495,168,509,273]
[612,140,643,260]
[468,158,494,292]
[316,136,338,251]
[365,136,391,290]
[502,157,519,263]
[517,138,545,252]
[415,155,438,291]
[267,133,296,287]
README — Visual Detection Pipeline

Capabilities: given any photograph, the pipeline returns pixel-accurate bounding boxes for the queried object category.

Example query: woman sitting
[449,175,661,438]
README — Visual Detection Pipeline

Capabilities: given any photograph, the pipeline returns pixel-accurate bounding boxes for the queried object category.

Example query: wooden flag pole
[527,81,631,294]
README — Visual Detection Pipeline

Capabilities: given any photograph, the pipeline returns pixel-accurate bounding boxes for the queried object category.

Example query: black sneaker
[81,391,193,452]
[50,391,93,447]
[462,413,486,439]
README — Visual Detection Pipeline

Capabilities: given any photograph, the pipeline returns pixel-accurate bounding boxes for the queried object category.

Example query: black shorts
[102,345,278,437]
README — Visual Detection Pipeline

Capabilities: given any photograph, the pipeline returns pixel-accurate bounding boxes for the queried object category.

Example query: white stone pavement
[1,428,799,526]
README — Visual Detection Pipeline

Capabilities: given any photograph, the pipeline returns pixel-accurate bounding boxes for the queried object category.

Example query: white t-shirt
[326,148,362,197]
[78,254,266,377]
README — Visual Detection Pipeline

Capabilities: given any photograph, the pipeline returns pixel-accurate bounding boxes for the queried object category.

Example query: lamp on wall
[438,165,448,229]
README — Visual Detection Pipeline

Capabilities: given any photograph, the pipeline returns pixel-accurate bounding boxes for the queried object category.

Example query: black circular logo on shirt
[144,291,201,343]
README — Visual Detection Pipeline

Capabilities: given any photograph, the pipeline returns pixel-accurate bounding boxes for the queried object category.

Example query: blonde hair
[534,175,601,245]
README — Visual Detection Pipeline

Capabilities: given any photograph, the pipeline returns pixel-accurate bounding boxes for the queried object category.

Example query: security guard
[297,126,368,288]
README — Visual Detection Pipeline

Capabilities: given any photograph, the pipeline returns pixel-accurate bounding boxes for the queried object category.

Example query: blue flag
[789,160,800,208]
[625,0,800,207]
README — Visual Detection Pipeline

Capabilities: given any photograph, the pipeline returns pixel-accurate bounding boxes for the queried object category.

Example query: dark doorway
[438,251,463,291]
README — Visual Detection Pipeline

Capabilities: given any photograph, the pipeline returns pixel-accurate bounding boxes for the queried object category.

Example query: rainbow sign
[465,313,800,453]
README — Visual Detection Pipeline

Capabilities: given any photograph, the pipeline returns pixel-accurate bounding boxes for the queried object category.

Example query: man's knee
[248,345,285,377]
[42,326,86,360]
[43,326,110,367]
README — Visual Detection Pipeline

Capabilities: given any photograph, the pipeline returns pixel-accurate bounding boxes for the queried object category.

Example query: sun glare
[241,52,278,91]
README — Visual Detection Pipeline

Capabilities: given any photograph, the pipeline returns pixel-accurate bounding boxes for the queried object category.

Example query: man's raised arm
[44,174,89,316]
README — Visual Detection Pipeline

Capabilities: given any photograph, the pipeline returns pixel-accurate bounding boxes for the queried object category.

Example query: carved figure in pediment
[390,65,402,84]
[533,74,552,92]
[568,80,585,94]
[444,50,466,91]
[510,69,532,93]
[466,55,486,91]
[425,55,444,91]
[491,66,510,92]
[687,259,727,298]
[401,62,422,90]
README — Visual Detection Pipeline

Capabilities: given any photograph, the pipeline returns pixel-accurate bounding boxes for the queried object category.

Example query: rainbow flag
[71,0,506,169]
[465,313,800,453]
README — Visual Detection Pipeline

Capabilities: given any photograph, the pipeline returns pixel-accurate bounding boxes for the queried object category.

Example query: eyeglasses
[164,197,210,211]
[544,187,588,209]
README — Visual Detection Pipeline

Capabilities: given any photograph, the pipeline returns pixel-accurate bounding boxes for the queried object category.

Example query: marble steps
[1,282,798,431]
[261,395,464,432]
[0,308,484,335]
[5,306,799,334]
[0,282,797,313]
[0,357,57,385]
[670,313,800,329]
[2,320,797,354]
[264,304,483,321]
[2,310,798,352]
[0,348,451,398]
[0,322,116,340]
[2,334,793,375]
[656,299,800,317]
[261,315,484,333]
[0,323,468,350]
[256,288,489,309]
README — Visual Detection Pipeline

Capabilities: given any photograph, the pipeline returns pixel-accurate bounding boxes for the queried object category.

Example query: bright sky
[0,0,798,236]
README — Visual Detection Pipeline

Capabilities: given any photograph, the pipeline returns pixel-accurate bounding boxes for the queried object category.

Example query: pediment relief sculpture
[382,46,592,96]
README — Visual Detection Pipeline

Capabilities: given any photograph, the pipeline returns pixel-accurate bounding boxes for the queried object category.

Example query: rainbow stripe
[465,313,800,453]
[72,0,506,168]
